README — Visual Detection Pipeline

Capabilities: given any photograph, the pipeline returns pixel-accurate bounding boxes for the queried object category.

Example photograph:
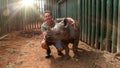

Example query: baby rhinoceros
[45,18,80,59]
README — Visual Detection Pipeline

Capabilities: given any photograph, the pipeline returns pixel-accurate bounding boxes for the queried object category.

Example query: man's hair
[43,10,52,16]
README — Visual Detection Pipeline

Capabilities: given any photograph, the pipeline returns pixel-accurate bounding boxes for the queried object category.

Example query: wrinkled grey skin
[45,18,80,59]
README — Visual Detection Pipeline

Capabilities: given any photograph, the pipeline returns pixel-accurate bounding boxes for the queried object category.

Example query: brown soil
[0,31,120,68]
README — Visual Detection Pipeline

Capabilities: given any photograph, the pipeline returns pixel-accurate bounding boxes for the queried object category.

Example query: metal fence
[56,0,120,53]
[0,0,120,53]
[0,0,46,38]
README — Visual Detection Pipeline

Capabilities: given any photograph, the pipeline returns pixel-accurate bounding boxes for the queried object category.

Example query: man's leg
[45,47,51,58]
[41,40,51,58]
[55,41,64,56]
[57,50,64,56]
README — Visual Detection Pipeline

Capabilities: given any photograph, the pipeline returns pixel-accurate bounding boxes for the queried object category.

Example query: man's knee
[55,41,64,51]
[57,47,64,51]
[41,40,49,49]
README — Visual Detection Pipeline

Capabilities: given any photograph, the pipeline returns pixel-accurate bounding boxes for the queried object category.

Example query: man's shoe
[45,55,51,58]
[58,52,64,56]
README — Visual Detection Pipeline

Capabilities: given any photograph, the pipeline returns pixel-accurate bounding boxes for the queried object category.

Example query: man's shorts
[45,40,62,48]
[54,41,62,48]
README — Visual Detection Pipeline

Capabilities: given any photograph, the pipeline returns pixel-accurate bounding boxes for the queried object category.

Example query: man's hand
[42,31,47,39]
[71,22,77,29]
[66,17,77,29]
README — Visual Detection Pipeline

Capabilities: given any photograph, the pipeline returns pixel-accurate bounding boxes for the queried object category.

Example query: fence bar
[85,0,88,43]
[100,0,107,50]
[78,0,82,40]
[87,0,92,45]
[82,0,85,41]
[91,0,96,47]
[112,0,118,53]
[117,0,120,53]
[0,0,3,36]
[95,0,101,49]
[106,0,113,52]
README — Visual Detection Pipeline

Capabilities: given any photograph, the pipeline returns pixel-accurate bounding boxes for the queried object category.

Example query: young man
[40,10,76,58]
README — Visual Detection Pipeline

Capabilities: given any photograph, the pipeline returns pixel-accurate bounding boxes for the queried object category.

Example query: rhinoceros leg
[73,40,79,58]
[63,43,70,60]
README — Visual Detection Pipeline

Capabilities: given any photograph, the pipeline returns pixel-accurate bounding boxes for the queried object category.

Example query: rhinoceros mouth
[45,35,54,42]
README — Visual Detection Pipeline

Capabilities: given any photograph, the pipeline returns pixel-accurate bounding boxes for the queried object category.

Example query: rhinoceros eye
[63,28,67,31]
[55,32,60,35]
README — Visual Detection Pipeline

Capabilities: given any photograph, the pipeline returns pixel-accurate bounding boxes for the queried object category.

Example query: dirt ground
[0,31,120,68]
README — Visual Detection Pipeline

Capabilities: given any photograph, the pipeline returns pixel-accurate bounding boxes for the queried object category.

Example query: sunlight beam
[21,0,34,7]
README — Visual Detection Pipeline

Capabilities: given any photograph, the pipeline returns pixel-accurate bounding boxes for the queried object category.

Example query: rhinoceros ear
[63,18,69,28]
[63,18,68,26]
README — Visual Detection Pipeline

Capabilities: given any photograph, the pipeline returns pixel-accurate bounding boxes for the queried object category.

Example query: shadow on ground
[49,47,107,68]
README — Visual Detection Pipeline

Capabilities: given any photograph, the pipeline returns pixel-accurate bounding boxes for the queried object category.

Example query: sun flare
[21,0,34,7]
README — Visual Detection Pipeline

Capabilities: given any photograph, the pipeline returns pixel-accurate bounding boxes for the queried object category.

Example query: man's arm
[41,23,47,39]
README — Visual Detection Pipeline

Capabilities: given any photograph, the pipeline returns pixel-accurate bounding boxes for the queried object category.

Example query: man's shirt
[41,21,55,32]
[41,18,64,32]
